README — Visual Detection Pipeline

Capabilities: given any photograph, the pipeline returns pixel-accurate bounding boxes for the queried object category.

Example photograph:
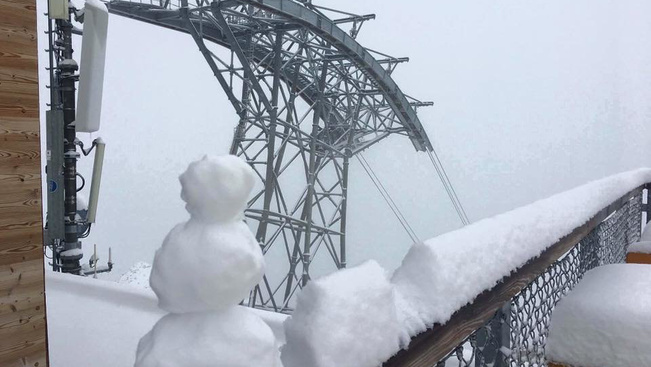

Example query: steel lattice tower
[107,0,433,312]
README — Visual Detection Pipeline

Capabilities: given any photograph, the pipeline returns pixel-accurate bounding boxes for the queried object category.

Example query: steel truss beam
[106,0,433,312]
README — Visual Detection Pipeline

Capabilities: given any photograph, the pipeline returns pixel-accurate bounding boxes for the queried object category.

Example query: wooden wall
[0,0,49,366]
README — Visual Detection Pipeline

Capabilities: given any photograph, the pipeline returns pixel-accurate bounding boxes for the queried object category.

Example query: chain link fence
[436,191,643,367]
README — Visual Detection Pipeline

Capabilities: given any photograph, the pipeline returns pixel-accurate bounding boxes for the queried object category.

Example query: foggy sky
[37,0,651,279]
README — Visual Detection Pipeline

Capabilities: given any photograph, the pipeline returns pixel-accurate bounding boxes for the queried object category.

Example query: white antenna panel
[76,0,109,133]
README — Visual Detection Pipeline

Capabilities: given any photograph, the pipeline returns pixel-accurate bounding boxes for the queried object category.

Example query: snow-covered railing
[384,178,648,367]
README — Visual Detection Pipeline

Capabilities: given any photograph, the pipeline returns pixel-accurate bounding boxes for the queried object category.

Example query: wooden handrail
[384,184,647,367]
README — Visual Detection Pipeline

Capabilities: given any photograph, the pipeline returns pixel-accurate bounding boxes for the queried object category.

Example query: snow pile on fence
[48,163,651,367]
[391,168,651,336]
[282,261,401,367]
[546,264,651,367]
[135,155,282,367]
[280,168,650,367]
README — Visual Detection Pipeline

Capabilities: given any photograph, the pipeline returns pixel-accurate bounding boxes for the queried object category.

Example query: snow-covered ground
[47,169,651,366]
[46,271,164,367]
[47,271,287,367]
[546,264,651,367]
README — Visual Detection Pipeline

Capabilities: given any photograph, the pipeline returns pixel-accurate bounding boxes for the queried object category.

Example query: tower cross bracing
[106,0,433,312]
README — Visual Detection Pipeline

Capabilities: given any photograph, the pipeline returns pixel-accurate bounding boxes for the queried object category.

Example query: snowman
[134,155,282,367]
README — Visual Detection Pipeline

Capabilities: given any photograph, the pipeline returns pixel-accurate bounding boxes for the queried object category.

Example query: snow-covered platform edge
[282,169,651,367]
[45,169,651,367]
[46,271,288,367]
[546,264,651,367]
[392,168,651,338]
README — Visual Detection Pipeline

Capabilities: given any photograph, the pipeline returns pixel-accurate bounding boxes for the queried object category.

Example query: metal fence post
[496,303,512,367]
[475,302,511,367]
[644,185,650,224]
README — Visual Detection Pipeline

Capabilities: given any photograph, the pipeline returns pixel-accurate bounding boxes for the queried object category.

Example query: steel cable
[426,149,470,225]
[357,153,420,243]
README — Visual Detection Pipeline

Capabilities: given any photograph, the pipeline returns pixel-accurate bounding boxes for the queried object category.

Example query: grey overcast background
[37,0,651,280]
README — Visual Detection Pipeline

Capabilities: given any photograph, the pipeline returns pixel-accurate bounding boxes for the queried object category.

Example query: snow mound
[46,271,288,367]
[135,307,282,367]
[282,260,401,367]
[546,264,651,367]
[180,155,256,223]
[119,262,153,289]
[150,220,264,313]
[392,168,651,335]
[47,271,165,367]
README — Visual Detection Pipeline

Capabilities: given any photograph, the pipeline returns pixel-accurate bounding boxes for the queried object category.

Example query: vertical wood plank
[0,0,48,365]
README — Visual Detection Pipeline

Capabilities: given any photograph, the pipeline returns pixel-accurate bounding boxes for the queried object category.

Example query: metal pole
[280,55,310,307]
[339,154,349,269]
[255,31,283,245]
[644,186,650,224]
[56,16,82,274]
[475,303,511,367]
[109,0,434,310]
[339,101,361,270]
[301,59,329,287]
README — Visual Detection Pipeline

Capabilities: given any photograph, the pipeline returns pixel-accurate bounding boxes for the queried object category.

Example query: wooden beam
[0,0,48,365]
[384,186,644,367]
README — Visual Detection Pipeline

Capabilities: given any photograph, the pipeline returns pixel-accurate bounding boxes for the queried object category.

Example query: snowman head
[180,155,256,223]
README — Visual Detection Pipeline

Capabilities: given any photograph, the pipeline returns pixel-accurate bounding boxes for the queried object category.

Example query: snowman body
[134,155,281,367]
[135,308,281,367]
[150,219,263,313]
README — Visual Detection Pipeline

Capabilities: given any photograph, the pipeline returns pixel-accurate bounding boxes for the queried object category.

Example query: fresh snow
[546,264,651,367]
[46,271,287,367]
[179,154,256,223]
[149,155,264,313]
[49,166,651,367]
[282,260,402,367]
[627,241,651,254]
[282,169,651,367]
[391,168,651,337]
[150,219,264,313]
[136,155,281,367]
[46,271,165,367]
[135,308,282,367]
[60,248,84,257]
[49,156,289,367]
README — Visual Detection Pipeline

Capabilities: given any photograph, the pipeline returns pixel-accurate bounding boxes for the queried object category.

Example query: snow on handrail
[280,169,650,367]
[386,169,651,366]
